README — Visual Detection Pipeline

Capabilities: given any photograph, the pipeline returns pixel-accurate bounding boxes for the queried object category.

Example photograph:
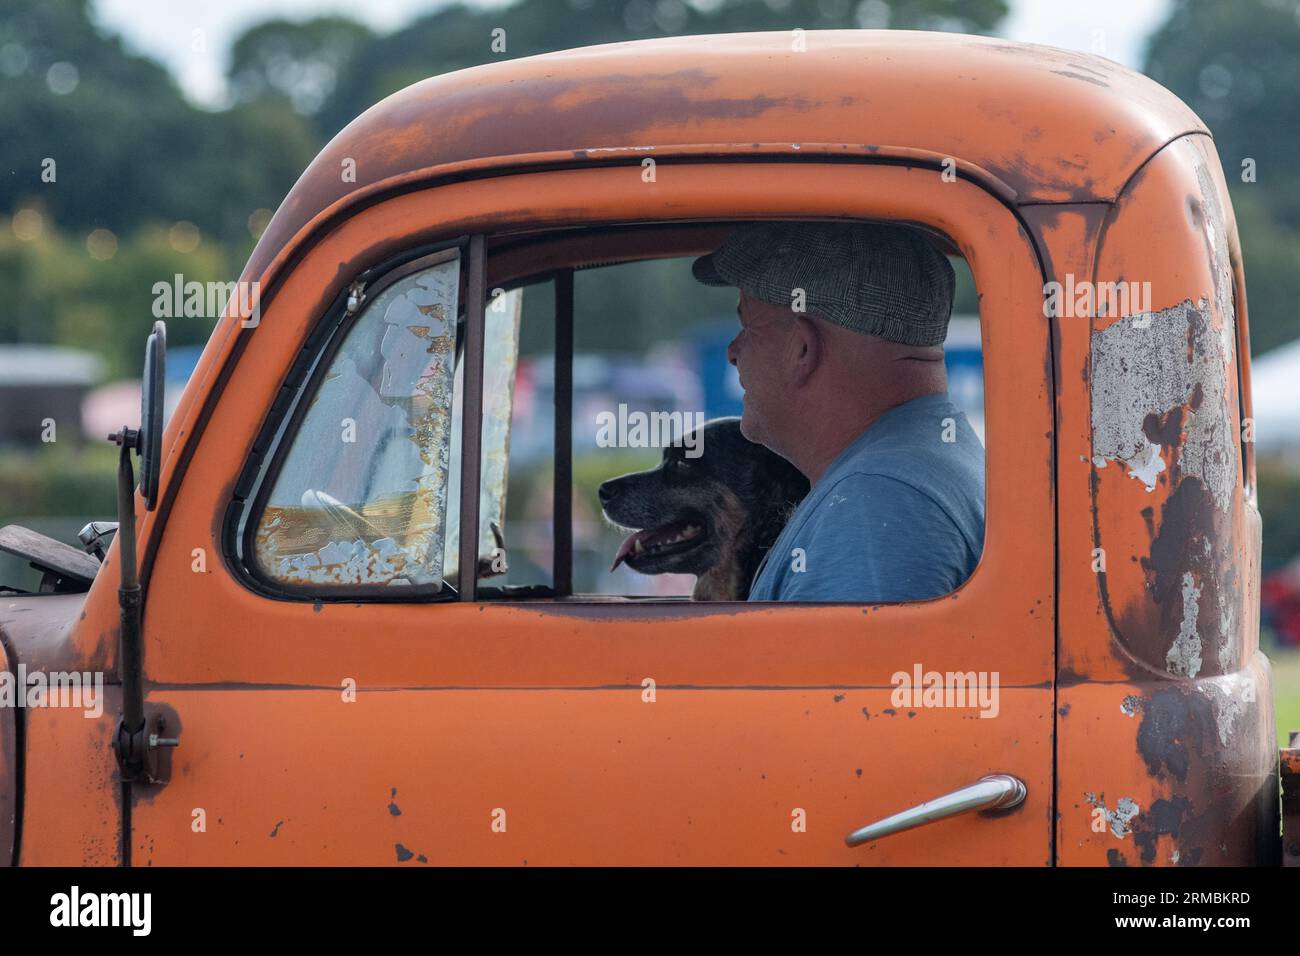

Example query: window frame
[226,236,473,602]
[226,222,993,606]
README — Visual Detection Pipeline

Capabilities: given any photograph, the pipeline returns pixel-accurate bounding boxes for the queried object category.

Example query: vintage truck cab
[1,30,1293,866]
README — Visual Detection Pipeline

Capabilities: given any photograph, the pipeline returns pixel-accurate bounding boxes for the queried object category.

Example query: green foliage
[1259,458,1300,570]
[1232,191,1300,356]
[228,16,375,116]
[0,443,117,526]
[1144,0,1300,356]
[0,0,318,247]
[0,222,230,378]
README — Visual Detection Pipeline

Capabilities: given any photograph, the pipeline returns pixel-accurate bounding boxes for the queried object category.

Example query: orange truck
[1,30,1295,866]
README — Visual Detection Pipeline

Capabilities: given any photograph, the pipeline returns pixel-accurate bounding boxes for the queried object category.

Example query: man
[691,221,984,602]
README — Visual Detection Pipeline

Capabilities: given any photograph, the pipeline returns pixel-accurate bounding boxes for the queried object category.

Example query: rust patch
[1132,795,1192,864]
[1121,678,1275,865]
[1135,686,1214,782]
[1092,295,1240,678]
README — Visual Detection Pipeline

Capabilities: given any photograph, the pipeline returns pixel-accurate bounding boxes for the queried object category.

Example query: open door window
[444,286,524,583]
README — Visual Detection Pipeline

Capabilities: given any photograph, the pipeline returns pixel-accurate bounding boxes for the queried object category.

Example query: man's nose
[726,334,740,367]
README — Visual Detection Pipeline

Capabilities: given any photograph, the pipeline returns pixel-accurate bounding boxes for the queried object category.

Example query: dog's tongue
[610,529,655,572]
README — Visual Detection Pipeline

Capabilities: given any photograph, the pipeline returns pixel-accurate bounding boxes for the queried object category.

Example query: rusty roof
[247,30,1208,282]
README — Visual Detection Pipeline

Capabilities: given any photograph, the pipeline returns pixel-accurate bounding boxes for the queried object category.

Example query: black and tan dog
[598,418,809,600]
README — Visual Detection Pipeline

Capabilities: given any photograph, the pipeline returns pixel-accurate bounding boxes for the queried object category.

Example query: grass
[1270,647,1300,748]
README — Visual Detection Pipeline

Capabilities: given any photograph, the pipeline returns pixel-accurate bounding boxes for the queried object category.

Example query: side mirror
[109,318,177,784]
[139,320,166,512]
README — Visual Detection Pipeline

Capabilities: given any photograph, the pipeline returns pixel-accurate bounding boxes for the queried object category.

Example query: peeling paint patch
[1217,593,1236,674]
[1090,300,1234,512]
[1198,671,1254,748]
[1086,792,1140,838]
[1166,571,1203,678]
[1120,695,1143,717]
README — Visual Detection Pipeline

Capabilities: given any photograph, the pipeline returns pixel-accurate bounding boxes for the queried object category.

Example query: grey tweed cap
[692,221,955,347]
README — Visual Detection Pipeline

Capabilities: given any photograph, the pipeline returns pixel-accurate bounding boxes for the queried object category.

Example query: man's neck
[794,388,944,486]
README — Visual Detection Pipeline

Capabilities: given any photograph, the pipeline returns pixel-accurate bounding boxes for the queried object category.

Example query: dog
[598,418,809,600]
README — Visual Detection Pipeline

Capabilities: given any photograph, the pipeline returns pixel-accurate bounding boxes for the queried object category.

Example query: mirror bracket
[106,321,178,786]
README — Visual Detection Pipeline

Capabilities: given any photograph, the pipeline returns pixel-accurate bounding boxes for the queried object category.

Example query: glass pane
[253,253,460,588]
[444,286,523,580]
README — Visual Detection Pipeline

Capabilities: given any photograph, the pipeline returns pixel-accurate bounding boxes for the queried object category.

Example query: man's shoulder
[834,402,984,498]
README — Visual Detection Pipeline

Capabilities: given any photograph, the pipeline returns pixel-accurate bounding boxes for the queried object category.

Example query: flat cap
[692,221,955,347]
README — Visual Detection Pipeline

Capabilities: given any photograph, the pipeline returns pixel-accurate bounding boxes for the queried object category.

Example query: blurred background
[0,0,1296,740]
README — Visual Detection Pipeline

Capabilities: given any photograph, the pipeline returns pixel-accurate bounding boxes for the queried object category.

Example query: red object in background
[1263,558,1300,647]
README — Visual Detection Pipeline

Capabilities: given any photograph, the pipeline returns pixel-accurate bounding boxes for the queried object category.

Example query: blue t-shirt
[747,393,985,602]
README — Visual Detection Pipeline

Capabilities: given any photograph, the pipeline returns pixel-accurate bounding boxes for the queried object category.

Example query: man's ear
[785,315,822,386]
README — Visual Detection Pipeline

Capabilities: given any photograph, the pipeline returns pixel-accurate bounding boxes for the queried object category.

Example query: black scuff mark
[270,820,284,838]
[1049,69,1109,88]
[1135,687,1215,782]
[1132,795,1192,864]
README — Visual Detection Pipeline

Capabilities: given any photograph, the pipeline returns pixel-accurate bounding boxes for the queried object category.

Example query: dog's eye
[671,456,694,471]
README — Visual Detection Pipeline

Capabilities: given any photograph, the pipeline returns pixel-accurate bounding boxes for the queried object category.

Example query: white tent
[1251,338,1300,452]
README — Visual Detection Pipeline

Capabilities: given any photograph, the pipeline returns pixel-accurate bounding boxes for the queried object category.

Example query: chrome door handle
[844,773,1027,847]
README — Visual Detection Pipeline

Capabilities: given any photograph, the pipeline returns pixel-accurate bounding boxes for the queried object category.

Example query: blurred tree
[0,0,318,246]
[0,222,229,377]
[227,16,375,117]
[1144,0,1300,355]
[1233,190,1300,357]
[1259,457,1300,569]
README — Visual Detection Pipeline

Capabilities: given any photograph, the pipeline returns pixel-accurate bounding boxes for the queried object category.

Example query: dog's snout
[598,481,615,507]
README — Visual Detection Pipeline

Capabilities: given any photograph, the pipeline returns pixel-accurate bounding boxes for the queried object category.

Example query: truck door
[130,161,1054,865]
